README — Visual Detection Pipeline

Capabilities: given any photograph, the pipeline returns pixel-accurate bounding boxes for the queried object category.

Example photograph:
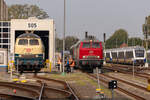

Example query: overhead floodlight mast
[62,0,66,75]
[143,17,149,68]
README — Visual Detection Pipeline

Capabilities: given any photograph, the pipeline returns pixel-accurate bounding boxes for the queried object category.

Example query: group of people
[65,58,75,73]
[57,57,75,73]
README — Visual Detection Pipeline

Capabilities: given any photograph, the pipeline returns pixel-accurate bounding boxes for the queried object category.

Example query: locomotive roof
[105,46,145,52]
[17,33,40,38]
[70,39,102,50]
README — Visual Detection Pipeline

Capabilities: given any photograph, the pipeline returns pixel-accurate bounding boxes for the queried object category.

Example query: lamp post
[145,17,148,68]
[62,0,66,75]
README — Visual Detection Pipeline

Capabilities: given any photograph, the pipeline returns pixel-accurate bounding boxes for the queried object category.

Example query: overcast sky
[5,0,150,40]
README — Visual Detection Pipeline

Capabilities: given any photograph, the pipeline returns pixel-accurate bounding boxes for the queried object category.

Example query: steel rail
[66,81,80,100]
[38,83,45,100]
[100,74,147,91]
[35,76,80,100]
[0,93,34,100]
[35,76,67,89]
[103,66,150,79]
[0,81,72,100]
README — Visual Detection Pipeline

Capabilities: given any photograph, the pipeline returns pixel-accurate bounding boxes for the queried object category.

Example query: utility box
[0,48,8,71]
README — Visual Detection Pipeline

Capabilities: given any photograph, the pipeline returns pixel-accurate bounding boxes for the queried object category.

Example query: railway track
[0,94,33,100]
[35,75,80,100]
[0,81,73,100]
[100,74,147,91]
[103,65,150,79]
[0,81,39,100]
[86,73,146,100]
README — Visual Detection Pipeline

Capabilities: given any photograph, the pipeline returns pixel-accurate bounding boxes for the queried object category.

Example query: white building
[0,17,55,68]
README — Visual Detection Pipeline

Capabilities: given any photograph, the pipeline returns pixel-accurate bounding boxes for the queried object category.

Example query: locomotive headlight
[97,56,100,58]
[83,56,85,58]
[36,55,39,57]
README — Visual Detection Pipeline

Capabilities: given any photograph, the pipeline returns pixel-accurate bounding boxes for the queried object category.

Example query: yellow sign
[96,88,102,93]
[147,84,150,91]
[13,78,19,82]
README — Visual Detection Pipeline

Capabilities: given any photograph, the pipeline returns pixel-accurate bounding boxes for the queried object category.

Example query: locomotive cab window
[30,39,39,45]
[92,42,100,48]
[18,39,28,45]
[82,42,90,48]
[135,50,144,57]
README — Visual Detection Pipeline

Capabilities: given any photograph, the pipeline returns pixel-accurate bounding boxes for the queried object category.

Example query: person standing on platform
[70,59,75,73]
[57,58,61,71]
[65,58,70,73]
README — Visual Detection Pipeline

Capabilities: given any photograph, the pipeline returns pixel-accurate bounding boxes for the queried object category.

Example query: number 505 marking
[28,23,37,28]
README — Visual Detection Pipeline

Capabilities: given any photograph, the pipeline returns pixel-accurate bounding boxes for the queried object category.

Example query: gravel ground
[39,70,132,100]
[105,72,150,100]
[0,68,136,100]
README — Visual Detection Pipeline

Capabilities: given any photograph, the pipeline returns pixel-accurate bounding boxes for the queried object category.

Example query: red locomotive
[70,32,103,72]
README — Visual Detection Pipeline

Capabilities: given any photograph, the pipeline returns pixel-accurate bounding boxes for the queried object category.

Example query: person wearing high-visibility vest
[70,59,75,73]
[57,58,61,70]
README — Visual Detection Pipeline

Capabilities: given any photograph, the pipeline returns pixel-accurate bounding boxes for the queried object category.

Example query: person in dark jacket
[65,58,71,73]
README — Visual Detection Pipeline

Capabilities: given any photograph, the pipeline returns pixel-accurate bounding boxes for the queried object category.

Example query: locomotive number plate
[89,51,94,53]
[26,48,31,52]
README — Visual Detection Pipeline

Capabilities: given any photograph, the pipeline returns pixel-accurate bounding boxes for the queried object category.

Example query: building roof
[120,43,128,48]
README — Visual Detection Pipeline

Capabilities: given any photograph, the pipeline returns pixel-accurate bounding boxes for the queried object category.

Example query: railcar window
[126,51,133,58]
[30,39,39,45]
[82,42,90,48]
[118,52,124,59]
[18,39,28,45]
[112,52,117,58]
[135,50,144,57]
[106,53,110,58]
[92,42,100,48]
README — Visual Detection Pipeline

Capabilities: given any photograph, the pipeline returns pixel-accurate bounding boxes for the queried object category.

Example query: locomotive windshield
[82,42,90,48]
[30,39,39,45]
[135,50,144,57]
[92,42,100,48]
[18,39,28,45]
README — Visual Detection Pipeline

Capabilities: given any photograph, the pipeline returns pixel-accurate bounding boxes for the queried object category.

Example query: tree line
[8,4,149,51]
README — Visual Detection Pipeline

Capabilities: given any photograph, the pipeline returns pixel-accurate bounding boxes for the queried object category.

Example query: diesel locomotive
[70,34,103,72]
[15,33,45,72]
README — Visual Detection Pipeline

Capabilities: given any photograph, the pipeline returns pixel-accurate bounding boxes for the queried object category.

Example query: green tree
[55,38,63,52]
[8,4,49,20]
[65,36,79,50]
[55,36,79,52]
[128,37,143,46]
[106,29,128,49]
